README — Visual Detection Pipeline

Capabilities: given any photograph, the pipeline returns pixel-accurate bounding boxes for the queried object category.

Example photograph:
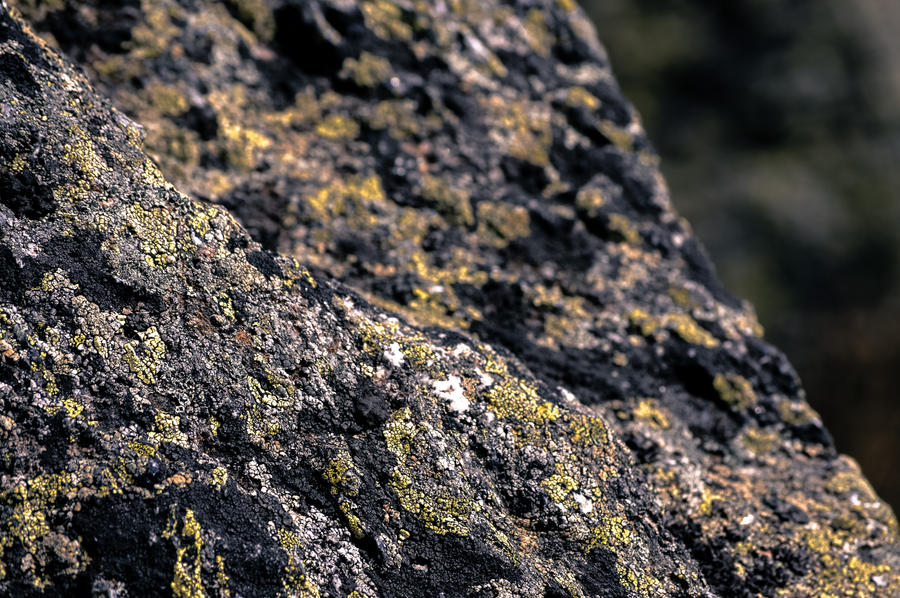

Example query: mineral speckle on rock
[1,1,898,597]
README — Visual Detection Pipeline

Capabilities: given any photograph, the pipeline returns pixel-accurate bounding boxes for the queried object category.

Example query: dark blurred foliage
[583,0,900,509]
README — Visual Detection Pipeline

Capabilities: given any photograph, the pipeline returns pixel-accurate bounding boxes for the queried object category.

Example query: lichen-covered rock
[1,1,898,597]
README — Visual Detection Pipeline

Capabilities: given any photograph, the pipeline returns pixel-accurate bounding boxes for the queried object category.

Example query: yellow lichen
[485,377,559,426]
[615,563,661,598]
[315,114,360,141]
[341,52,393,88]
[576,187,606,218]
[523,9,553,57]
[211,466,228,487]
[632,398,670,429]
[389,469,472,536]
[62,124,108,179]
[221,120,272,171]
[584,516,634,552]
[360,0,413,40]
[125,203,179,268]
[541,464,579,505]
[713,373,757,411]
[566,413,609,445]
[476,201,531,248]
[165,509,205,598]
[123,326,166,384]
[664,313,719,348]
[323,451,359,497]
[566,86,601,111]
[421,174,474,227]
[338,500,365,539]
[151,410,189,446]
[608,213,641,246]
[143,81,189,116]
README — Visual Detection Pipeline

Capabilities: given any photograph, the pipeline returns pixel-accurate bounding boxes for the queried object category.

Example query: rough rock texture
[0,1,898,597]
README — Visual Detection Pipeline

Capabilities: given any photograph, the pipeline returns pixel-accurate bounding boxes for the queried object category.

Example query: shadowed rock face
[0,1,897,597]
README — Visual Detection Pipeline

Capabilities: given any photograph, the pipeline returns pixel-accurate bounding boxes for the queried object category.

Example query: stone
[0,1,898,596]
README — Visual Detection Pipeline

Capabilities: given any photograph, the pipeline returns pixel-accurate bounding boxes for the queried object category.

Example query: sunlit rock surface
[1,1,898,596]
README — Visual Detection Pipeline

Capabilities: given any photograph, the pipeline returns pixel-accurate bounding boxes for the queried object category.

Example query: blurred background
[582,0,900,511]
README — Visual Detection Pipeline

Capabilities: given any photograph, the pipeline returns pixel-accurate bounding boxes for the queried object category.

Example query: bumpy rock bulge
[0,1,898,597]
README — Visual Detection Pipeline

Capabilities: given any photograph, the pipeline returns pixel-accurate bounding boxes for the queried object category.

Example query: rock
[0,1,898,597]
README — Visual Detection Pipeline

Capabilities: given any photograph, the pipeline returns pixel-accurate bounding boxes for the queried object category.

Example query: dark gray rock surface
[0,1,898,596]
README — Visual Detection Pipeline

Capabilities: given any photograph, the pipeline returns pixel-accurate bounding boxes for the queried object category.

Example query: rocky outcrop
[0,1,898,597]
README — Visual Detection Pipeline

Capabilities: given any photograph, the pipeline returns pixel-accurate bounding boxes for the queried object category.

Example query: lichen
[485,377,559,426]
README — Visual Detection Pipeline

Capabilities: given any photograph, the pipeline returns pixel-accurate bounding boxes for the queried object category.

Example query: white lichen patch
[433,375,469,413]
[383,342,405,367]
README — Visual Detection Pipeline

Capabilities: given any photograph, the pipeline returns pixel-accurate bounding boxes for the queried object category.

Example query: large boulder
[0,1,897,596]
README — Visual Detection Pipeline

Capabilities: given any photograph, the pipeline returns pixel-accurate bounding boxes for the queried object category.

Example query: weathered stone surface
[0,1,898,597]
